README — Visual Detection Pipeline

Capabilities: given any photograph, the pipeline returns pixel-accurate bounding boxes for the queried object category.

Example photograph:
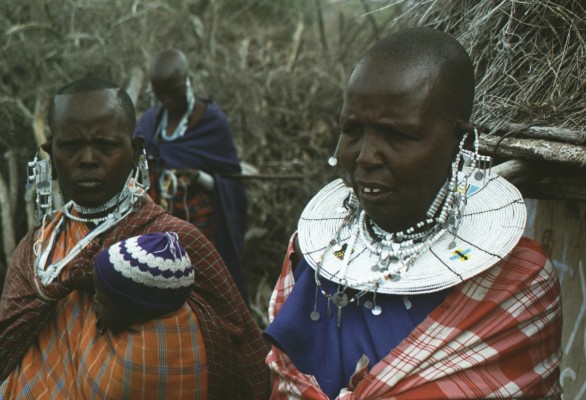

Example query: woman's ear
[131,136,145,164]
[40,141,52,156]
[455,119,474,137]
[40,141,57,177]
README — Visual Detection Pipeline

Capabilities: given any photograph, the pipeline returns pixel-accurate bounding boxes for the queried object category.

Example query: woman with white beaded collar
[264,28,562,400]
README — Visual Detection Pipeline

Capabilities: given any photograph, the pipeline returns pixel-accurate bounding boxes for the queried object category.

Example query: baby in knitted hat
[92,231,194,334]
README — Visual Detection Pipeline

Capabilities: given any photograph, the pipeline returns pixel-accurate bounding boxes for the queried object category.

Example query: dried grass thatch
[373,0,585,130]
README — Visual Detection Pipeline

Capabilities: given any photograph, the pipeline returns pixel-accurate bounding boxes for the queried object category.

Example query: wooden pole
[0,172,15,267]
[125,67,145,107]
[315,0,330,59]
[480,134,586,168]
[485,122,586,146]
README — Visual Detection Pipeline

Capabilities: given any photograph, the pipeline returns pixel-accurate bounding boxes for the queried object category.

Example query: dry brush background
[0,0,584,327]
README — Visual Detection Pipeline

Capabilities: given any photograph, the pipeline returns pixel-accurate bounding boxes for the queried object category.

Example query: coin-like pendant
[332,292,348,308]
[310,310,321,321]
[372,305,382,316]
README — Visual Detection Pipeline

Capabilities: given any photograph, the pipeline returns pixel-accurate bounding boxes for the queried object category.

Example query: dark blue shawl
[134,100,248,299]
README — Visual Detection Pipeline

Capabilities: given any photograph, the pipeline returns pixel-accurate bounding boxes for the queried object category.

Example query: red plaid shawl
[0,197,269,399]
[266,235,562,399]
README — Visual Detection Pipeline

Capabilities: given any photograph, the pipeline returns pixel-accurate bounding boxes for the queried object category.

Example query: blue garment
[134,100,248,299]
[264,258,450,399]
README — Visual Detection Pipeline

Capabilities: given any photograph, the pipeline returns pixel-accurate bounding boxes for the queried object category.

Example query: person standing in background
[134,48,248,299]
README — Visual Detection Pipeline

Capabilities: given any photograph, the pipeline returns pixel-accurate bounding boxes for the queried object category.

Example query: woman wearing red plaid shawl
[264,28,562,399]
[0,78,268,399]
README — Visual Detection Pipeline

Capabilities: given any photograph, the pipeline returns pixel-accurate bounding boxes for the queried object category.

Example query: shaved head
[358,28,475,123]
[149,48,189,82]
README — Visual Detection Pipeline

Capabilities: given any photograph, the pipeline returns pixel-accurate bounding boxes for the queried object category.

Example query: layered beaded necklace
[157,78,196,142]
[35,173,145,286]
[310,131,487,327]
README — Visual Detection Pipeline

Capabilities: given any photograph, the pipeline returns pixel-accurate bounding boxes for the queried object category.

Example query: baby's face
[92,272,129,334]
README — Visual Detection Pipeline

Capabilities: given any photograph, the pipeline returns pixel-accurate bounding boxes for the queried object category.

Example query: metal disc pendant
[364,300,373,310]
[371,264,380,272]
[310,310,321,321]
[332,292,349,308]
[390,274,401,282]
[372,305,382,316]
[449,241,457,249]
[474,170,484,181]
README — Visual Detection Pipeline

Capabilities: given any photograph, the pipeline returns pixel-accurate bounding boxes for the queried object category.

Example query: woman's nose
[78,146,97,165]
[355,131,385,165]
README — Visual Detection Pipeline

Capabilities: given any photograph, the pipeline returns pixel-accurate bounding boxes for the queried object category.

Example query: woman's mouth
[357,184,394,204]
[75,178,103,189]
[362,186,382,194]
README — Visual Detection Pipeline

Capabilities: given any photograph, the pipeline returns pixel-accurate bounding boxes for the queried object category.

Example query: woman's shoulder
[480,236,559,297]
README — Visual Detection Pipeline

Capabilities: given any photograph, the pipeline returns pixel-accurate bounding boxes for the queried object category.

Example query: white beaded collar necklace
[298,131,526,326]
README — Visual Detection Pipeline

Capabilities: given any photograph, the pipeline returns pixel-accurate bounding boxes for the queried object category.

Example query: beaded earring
[459,127,491,181]
[442,126,492,249]
[135,149,151,192]
[25,152,53,226]
[328,136,341,166]
[130,149,151,206]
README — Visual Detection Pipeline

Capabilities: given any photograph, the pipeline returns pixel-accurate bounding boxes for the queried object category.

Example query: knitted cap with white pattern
[94,232,194,312]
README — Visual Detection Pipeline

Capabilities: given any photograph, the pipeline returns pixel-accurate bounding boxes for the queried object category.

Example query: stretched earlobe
[455,120,474,136]
[39,142,57,178]
[40,141,52,156]
[131,136,145,162]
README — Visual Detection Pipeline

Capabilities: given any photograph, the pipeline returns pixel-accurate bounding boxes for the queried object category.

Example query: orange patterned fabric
[0,197,269,399]
[35,210,90,268]
[266,235,563,399]
[2,292,207,399]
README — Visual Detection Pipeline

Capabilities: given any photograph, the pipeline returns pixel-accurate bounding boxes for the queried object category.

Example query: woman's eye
[341,125,362,137]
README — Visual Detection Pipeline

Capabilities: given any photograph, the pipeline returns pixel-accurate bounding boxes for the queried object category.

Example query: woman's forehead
[52,90,127,131]
[345,59,462,121]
